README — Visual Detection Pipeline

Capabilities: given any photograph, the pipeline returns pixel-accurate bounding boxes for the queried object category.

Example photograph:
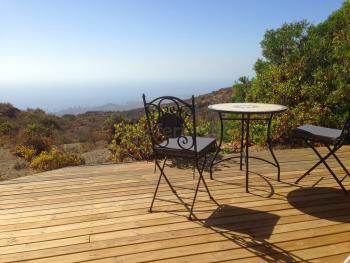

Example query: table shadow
[287,187,350,223]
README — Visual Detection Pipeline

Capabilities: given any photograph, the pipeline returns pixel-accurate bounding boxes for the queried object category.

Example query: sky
[0,0,344,111]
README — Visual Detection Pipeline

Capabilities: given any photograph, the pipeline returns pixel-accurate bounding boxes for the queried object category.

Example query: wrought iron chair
[293,113,350,193]
[142,94,217,219]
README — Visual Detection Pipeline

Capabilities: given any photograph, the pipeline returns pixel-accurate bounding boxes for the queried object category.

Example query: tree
[232,76,252,103]
[240,0,350,143]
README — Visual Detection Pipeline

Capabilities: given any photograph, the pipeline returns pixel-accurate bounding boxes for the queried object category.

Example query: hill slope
[0,86,233,180]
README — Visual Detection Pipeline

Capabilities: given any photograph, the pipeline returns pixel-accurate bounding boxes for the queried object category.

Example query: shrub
[103,113,124,142]
[14,145,37,161]
[230,1,350,145]
[108,113,210,163]
[24,123,52,137]
[18,123,54,154]
[0,122,17,135]
[109,116,152,162]
[30,147,85,171]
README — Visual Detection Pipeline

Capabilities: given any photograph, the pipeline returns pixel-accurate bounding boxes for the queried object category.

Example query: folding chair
[292,114,350,193]
[143,94,217,219]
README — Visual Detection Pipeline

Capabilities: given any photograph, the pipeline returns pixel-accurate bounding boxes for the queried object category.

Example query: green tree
[232,76,251,103]
[240,0,350,144]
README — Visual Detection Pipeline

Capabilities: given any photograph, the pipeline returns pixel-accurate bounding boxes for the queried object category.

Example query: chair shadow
[203,204,309,262]
[287,187,350,223]
[213,170,276,199]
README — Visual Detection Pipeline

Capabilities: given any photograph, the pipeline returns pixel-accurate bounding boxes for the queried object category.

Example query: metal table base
[209,112,281,193]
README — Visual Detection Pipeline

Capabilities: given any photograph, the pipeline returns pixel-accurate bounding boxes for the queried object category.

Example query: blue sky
[0,0,344,111]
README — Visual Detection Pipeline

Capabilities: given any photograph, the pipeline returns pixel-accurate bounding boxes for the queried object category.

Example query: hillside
[54,101,141,116]
[0,87,233,180]
[119,87,233,120]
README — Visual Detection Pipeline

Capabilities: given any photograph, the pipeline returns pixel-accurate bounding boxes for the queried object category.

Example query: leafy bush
[109,114,210,163]
[109,116,152,162]
[231,1,350,145]
[14,145,37,161]
[24,123,52,137]
[30,147,85,171]
[103,112,124,142]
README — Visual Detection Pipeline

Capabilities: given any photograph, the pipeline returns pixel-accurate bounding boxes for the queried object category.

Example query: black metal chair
[142,94,217,219]
[292,114,350,193]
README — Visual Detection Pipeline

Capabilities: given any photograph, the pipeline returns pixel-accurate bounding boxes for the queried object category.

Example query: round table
[208,103,287,192]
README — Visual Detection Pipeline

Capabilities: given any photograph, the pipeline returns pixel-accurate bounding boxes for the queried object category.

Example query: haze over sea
[0,0,343,112]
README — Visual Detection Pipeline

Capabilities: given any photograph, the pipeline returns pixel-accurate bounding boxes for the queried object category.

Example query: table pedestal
[209,113,281,193]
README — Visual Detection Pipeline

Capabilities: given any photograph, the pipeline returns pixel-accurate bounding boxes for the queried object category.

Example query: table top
[208,103,287,114]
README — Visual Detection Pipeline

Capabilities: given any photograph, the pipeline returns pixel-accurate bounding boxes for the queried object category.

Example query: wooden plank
[0,146,348,262]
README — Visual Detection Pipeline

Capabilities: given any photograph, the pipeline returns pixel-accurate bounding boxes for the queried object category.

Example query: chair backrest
[142,94,198,153]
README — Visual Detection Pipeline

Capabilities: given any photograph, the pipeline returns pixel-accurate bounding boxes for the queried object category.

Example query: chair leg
[199,155,213,199]
[309,144,348,194]
[149,158,175,212]
[189,155,213,220]
[189,172,202,220]
[149,168,163,212]
[325,145,350,181]
[193,160,196,179]
[296,158,324,184]
[295,144,339,184]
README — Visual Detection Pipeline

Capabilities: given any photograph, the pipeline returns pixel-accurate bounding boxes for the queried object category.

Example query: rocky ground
[60,141,112,165]
[0,148,34,181]
[0,141,113,181]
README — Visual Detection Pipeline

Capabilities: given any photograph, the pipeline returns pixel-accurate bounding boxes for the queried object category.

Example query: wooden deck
[0,146,350,262]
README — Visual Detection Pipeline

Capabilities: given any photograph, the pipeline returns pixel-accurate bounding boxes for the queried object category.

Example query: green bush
[231,1,350,145]
[103,113,124,142]
[108,114,210,163]
[30,147,85,171]
[109,116,152,162]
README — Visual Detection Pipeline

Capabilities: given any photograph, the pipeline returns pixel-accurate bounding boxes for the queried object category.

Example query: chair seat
[293,124,342,144]
[155,136,216,158]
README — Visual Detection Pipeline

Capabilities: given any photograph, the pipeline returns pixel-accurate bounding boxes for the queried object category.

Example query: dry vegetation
[0,87,233,180]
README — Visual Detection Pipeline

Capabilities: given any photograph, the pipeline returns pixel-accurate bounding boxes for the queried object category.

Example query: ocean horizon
[0,80,235,112]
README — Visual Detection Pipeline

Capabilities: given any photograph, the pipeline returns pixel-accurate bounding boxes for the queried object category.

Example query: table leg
[209,112,224,180]
[245,114,250,193]
[240,114,245,171]
[267,113,281,181]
